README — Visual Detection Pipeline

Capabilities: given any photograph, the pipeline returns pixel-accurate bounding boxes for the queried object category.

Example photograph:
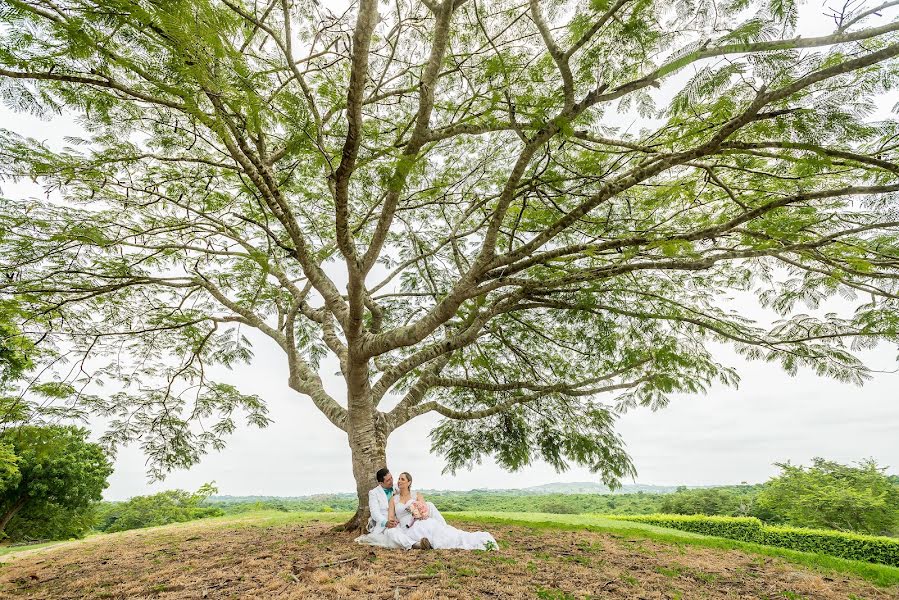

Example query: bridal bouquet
[406,500,430,526]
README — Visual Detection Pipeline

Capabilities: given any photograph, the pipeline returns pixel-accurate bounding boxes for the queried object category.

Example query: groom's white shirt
[367,485,392,533]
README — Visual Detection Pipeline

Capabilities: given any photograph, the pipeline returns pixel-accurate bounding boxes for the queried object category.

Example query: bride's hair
[400,472,413,489]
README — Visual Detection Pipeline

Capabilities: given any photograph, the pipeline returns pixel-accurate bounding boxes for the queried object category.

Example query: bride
[358,472,497,551]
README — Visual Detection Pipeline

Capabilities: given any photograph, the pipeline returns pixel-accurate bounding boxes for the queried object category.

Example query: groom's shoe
[412,537,432,550]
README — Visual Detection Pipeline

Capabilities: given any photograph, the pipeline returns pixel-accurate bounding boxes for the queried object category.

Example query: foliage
[0,425,112,541]
[614,513,766,541]
[0,442,20,493]
[614,513,899,567]
[1,0,899,517]
[4,501,99,542]
[754,458,899,535]
[95,483,223,533]
[660,486,759,516]
[538,501,580,514]
[0,301,32,385]
[759,525,899,568]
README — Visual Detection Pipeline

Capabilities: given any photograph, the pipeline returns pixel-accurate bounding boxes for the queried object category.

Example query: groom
[367,467,397,534]
[367,467,432,549]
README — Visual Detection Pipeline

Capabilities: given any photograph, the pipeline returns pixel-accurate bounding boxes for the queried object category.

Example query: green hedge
[612,514,763,542]
[610,514,899,567]
[760,526,899,567]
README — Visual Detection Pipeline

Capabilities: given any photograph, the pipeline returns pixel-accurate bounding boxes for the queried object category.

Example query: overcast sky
[2,2,899,500]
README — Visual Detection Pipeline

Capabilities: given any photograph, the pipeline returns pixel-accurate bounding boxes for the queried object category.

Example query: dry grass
[0,514,897,599]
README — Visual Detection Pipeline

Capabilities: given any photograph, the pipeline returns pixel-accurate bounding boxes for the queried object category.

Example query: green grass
[209,510,351,528]
[0,539,69,557]
[445,511,709,537]
[0,511,352,558]
[446,512,899,588]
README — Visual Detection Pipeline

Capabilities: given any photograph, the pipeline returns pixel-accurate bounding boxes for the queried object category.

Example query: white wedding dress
[385,495,498,550]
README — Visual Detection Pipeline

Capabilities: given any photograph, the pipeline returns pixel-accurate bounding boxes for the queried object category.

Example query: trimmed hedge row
[760,526,899,567]
[612,514,763,541]
[610,514,899,567]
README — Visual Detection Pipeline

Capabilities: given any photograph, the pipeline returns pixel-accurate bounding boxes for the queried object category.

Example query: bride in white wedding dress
[357,472,497,551]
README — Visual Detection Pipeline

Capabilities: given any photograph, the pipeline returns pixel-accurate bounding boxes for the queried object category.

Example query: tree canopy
[0,301,32,386]
[1,0,899,526]
[0,425,113,540]
[754,458,899,535]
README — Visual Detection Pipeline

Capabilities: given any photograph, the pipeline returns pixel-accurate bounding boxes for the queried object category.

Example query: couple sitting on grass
[355,468,497,551]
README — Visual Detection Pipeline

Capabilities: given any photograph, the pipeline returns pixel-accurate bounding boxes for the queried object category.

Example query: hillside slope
[1,512,897,599]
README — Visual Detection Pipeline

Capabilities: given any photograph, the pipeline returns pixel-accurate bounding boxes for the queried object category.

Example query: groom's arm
[368,489,389,528]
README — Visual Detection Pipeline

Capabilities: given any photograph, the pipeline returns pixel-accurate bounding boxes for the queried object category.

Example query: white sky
[2,2,898,500]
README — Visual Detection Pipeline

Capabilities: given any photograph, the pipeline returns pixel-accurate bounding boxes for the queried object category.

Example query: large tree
[1,0,899,529]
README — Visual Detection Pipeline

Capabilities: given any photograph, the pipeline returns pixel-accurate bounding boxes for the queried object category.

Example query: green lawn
[0,540,71,557]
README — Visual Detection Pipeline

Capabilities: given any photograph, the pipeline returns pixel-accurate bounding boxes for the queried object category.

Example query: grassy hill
[2,511,897,599]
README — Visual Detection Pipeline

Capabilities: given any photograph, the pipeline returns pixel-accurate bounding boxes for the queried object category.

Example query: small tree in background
[754,458,899,535]
[96,483,222,533]
[0,425,113,540]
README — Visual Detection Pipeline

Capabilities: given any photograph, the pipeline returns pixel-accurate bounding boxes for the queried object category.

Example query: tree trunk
[334,359,387,533]
[0,495,29,533]
[335,429,386,532]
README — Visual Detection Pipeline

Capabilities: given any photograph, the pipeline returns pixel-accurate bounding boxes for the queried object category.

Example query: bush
[759,526,899,567]
[96,483,223,533]
[4,502,99,542]
[614,514,763,542]
[612,514,899,567]
[754,458,899,535]
[539,501,578,514]
[659,487,756,517]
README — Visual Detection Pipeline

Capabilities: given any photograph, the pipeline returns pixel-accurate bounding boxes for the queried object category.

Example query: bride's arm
[387,496,397,526]
[416,492,424,502]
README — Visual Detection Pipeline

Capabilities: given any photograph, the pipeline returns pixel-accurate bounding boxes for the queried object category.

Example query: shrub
[613,514,763,542]
[539,501,578,514]
[659,487,755,517]
[759,526,899,567]
[612,514,899,567]
[96,483,223,533]
[754,458,899,535]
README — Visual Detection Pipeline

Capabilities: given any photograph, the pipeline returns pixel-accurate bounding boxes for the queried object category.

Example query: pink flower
[406,500,430,526]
